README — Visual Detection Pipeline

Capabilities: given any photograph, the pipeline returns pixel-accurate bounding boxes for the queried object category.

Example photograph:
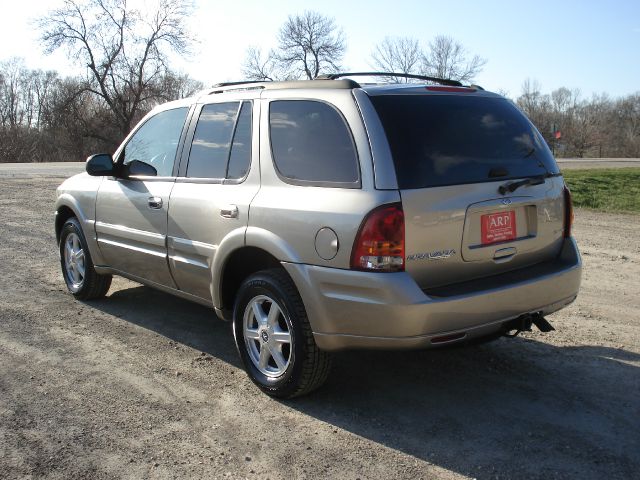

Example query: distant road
[556,158,640,169]
[0,162,85,178]
[1,158,639,178]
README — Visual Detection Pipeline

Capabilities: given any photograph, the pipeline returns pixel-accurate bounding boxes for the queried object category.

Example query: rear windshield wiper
[498,172,560,195]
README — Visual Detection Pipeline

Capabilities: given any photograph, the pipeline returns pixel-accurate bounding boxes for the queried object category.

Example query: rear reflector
[563,184,574,238]
[351,203,405,272]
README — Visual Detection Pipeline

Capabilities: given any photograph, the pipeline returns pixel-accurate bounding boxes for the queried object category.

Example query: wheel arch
[211,226,303,316]
[216,246,285,319]
[55,205,77,243]
[54,194,105,265]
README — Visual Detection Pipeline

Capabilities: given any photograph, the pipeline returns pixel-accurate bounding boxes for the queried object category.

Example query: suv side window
[269,100,360,186]
[121,107,188,177]
[186,101,252,180]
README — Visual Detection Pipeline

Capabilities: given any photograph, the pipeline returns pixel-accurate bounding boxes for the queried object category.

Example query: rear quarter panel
[248,90,400,269]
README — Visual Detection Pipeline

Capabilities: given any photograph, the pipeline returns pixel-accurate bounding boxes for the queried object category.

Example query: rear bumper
[283,237,582,351]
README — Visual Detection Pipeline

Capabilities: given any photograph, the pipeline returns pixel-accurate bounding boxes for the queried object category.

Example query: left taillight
[350,203,405,272]
[563,184,574,238]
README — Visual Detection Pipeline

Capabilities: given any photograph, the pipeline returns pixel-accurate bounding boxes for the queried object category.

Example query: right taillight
[563,184,574,238]
[351,203,405,272]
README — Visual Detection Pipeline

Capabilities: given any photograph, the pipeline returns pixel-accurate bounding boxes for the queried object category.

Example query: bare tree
[609,93,640,157]
[242,46,279,81]
[370,36,422,83]
[0,58,27,128]
[517,78,552,132]
[154,71,204,101]
[276,11,346,80]
[243,11,345,81]
[37,0,194,136]
[422,35,486,82]
[0,55,206,163]
[0,59,67,162]
[515,81,630,158]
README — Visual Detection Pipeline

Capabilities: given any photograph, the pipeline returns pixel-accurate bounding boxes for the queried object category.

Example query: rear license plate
[481,211,516,244]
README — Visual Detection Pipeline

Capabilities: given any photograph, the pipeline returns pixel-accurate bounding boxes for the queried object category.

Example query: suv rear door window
[269,100,359,186]
[186,101,253,180]
[187,102,240,179]
[369,95,560,189]
[227,102,252,180]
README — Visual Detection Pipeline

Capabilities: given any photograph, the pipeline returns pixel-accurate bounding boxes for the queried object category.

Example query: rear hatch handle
[493,246,517,263]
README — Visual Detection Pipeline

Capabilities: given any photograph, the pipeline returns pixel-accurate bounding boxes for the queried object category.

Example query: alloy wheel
[64,232,86,292]
[243,295,293,377]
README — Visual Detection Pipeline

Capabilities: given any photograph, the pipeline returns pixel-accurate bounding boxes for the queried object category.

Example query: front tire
[233,269,331,398]
[59,217,112,300]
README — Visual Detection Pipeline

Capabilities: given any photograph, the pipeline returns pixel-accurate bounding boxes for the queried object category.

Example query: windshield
[369,94,560,189]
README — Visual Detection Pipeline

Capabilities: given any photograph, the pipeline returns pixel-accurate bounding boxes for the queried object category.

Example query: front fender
[55,175,105,265]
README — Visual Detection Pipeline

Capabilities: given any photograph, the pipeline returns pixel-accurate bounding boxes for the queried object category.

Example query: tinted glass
[122,107,188,177]
[187,102,239,178]
[370,95,560,189]
[227,102,252,179]
[269,100,359,184]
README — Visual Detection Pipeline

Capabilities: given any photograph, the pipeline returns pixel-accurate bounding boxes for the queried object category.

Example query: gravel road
[0,168,638,479]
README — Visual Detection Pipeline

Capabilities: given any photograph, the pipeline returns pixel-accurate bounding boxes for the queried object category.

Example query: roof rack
[205,80,267,95]
[211,80,271,88]
[203,79,361,96]
[315,72,463,87]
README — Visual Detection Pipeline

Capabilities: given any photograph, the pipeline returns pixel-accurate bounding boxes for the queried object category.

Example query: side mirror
[122,159,158,178]
[86,153,115,176]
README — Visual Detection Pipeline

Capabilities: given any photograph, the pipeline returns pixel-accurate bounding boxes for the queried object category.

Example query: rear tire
[59,217,112,300]
[233,269,331,398]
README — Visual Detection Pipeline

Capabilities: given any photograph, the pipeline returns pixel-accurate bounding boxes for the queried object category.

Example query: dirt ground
[0,170,638,480]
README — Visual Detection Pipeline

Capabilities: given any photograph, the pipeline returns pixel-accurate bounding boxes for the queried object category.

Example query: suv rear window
[369,94,559,189]
[269,100,360,187]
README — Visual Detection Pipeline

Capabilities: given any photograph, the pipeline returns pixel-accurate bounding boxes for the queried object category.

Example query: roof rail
[211,80,271,88]
[315,72,463,87]
[205,80,268,95]
[203,79,361,96]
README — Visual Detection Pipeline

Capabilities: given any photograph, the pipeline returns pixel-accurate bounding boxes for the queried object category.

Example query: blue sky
[2,0,639,99]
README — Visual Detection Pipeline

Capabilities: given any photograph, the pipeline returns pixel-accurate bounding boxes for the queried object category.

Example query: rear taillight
[563,184,574,238]
[351,203,405,272]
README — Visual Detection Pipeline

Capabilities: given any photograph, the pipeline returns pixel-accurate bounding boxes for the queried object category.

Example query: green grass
[562,168,640,214]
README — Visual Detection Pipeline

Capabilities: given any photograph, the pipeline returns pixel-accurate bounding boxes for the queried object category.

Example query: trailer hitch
[503,313,555,338]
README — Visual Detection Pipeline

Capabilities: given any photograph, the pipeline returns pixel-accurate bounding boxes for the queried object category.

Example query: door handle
[148,196,163,209]
[493,246,516,263]
[220,205,238,219]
